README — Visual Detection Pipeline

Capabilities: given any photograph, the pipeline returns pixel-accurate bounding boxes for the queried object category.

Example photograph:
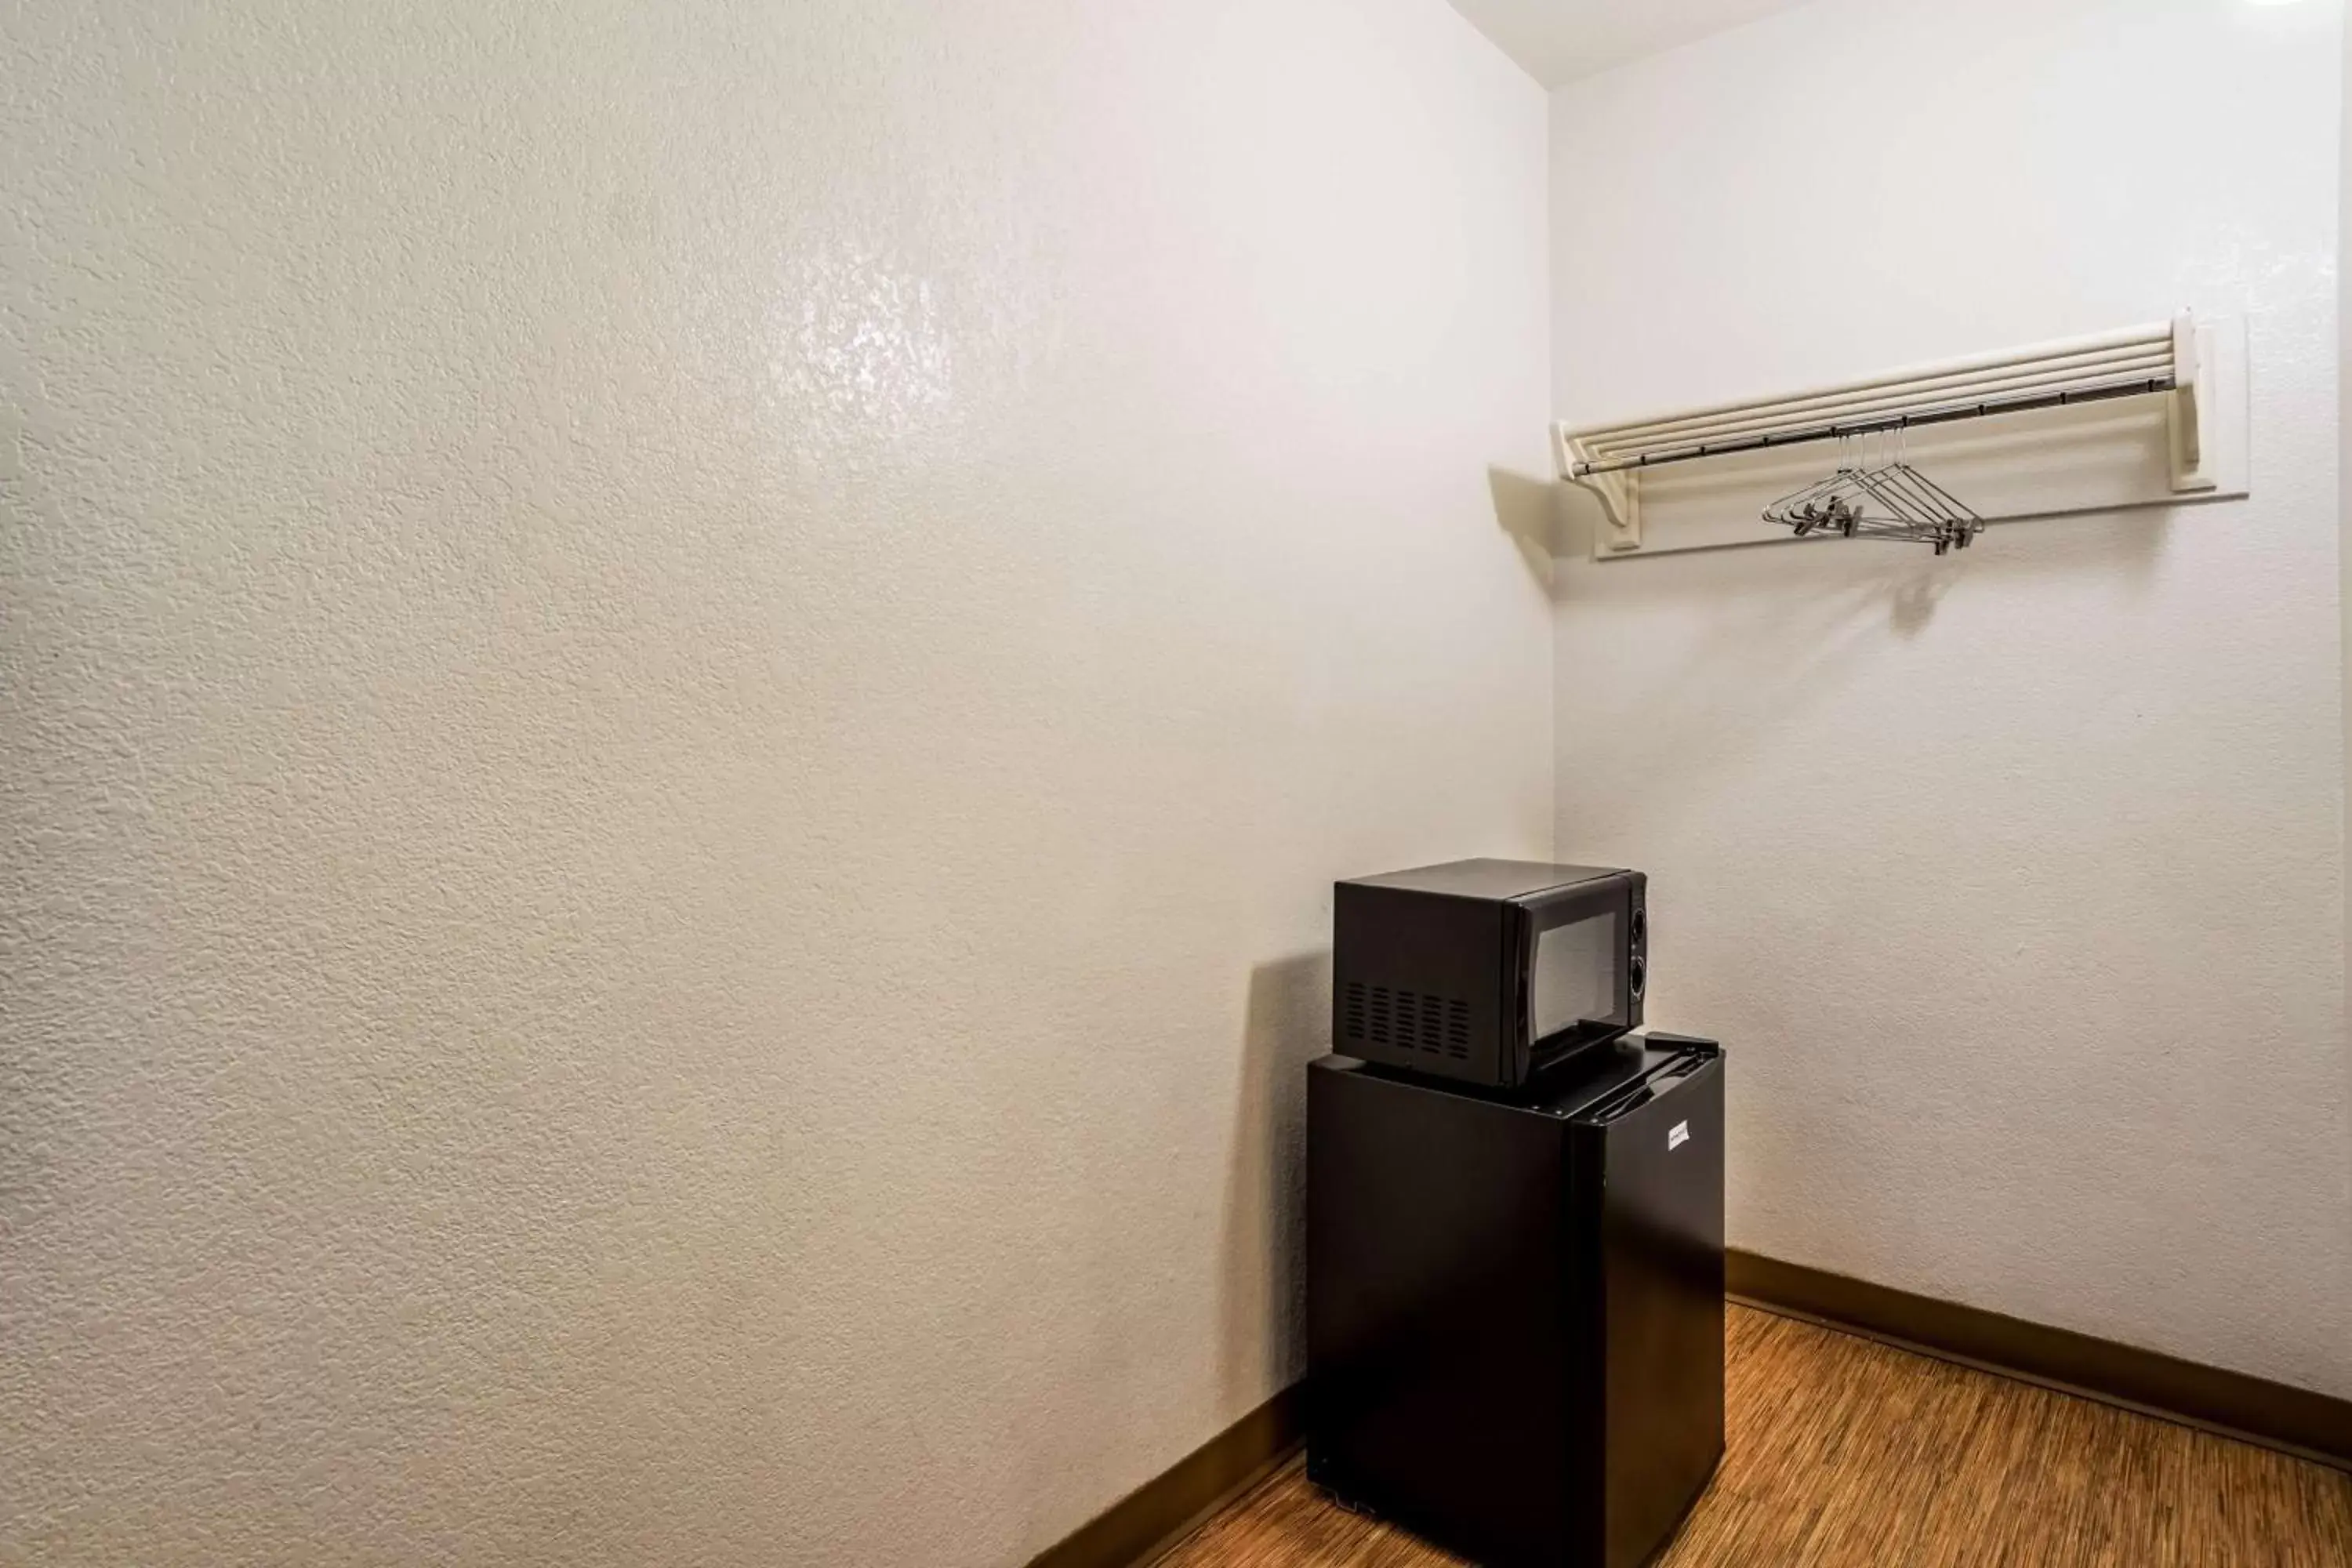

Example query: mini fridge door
[1573,1042,1726,1568]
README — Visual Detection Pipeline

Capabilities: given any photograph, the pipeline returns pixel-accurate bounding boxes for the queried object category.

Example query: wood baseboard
[1728,1248,2352,1473]
[1023,1385,1304,1568]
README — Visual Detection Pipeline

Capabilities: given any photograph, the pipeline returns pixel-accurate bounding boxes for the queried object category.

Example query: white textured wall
[0,2,1553,1562]
[1551,0,2352,1397]
[2343,0,2352,1152]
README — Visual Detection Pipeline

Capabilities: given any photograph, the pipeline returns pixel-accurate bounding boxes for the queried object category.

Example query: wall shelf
[1552,314,2249,558]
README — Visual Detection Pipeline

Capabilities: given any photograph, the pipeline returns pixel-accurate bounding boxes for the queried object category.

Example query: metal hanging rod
[1552,315,2210,551]
[1571,372,2173,477]
[1581,339,2175,454]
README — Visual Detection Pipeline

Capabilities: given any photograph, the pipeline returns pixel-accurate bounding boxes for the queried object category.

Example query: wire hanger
[1762,416,1984,554]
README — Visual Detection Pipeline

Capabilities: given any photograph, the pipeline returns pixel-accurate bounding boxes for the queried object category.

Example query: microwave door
[1521,880,1636,1071]
[1531,909,1621,1040]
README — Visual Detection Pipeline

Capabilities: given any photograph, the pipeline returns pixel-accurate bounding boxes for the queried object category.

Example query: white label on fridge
[1668,1121,1690,1151]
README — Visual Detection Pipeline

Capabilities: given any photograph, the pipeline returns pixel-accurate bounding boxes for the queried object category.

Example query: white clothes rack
[1553,315,2226,554]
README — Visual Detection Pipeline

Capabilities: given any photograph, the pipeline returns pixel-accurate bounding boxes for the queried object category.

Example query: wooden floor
[1160,1307,2352,1568]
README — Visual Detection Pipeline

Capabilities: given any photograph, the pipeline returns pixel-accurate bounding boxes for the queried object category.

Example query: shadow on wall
[1489,466,1565,583]
[1544,499,2175,826]
[1217,949,1331,1417]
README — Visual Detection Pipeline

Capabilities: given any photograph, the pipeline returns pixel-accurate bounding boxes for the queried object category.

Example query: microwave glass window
[1533,913,1620,1038]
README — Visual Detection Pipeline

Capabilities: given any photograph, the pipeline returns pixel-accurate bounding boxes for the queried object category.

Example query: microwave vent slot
[1342,981,1469,1061]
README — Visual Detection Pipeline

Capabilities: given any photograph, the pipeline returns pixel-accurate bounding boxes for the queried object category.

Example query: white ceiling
[1446,0,1819,85]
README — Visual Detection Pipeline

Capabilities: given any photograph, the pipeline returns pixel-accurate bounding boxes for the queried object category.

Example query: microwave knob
[1629,955,1646,998]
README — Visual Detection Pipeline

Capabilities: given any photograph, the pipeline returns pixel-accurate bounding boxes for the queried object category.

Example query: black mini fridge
[1307,1033,1725,1568]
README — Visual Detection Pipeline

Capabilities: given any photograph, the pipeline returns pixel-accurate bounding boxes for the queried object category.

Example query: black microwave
[1332,859,1646,1091]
